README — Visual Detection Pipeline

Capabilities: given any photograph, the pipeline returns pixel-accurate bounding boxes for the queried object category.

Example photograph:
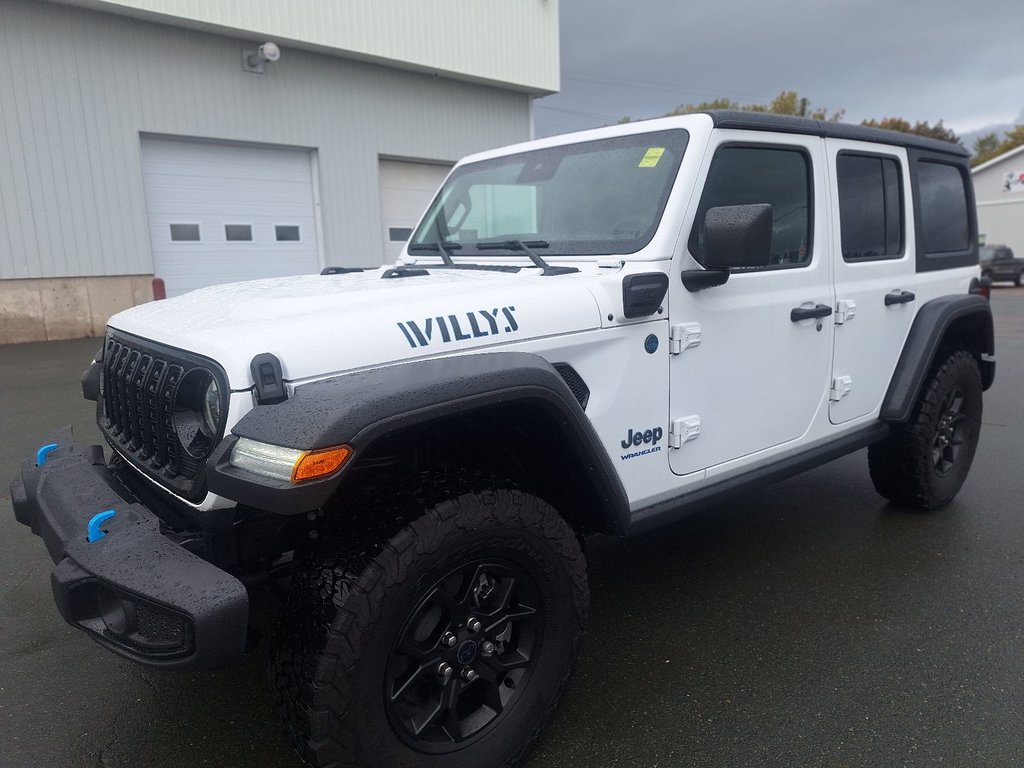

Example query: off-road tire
[270,487,589,768]
[868,349,983,510]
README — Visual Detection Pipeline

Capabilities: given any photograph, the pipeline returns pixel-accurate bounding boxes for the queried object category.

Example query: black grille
[100,332,225,501]
[133,601,188,648]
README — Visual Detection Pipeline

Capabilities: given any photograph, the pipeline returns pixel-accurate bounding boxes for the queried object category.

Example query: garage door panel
[379,159,451,263]
[143,143,312,177]
[142,185,313,210]
[142,137,320,297]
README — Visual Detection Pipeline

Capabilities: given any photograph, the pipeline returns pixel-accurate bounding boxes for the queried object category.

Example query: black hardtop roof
[704,110,969,158]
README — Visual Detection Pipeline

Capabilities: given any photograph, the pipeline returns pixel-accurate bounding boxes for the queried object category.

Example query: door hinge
[669,415,701,448]
[830,375,853,402]
[670,323,702,355]
[835,299,856,325]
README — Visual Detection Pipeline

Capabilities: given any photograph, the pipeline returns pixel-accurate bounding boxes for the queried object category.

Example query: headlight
[173,368,222,458]
[203,379,221,436]
[230,437,353,483]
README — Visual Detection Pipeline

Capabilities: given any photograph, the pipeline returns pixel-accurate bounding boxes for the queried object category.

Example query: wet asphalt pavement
[1,289,1022,768]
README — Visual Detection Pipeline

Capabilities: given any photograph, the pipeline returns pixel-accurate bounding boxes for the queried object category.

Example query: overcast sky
[534,0,1024,142]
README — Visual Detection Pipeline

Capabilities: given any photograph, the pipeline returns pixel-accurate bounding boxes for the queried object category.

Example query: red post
[152,277,166,301]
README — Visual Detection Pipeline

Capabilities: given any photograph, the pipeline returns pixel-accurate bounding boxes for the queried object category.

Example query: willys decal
[397,307,519,349]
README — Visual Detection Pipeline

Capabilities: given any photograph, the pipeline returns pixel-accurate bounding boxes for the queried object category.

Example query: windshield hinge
[669,323,702,355]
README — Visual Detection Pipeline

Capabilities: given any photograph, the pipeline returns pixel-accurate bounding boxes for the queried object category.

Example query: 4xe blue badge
[619,427,663,461]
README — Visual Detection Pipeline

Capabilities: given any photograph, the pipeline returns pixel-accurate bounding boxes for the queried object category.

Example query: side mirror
[702,204,773,270]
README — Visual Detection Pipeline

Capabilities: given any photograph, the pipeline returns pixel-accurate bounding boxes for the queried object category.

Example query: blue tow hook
[36,443,59,466]
[87,510,117,543]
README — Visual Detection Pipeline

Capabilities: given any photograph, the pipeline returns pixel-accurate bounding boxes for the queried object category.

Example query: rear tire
[271,487,588,768]
[1015,270,1022,287]
[868,349,983,510]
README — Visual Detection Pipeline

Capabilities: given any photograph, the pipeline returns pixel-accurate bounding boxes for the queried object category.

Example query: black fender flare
[207,352,630,533]
[880,294,995,423]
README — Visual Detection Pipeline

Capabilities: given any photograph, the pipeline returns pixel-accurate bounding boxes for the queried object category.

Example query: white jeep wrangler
[12,111,995,768]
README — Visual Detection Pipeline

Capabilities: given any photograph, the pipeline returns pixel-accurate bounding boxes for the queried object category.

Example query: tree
[973,133,1001,165]
[860,117,961,146]
[972,124,1024,166]
[665,91,843,121]
[665,97,741,117]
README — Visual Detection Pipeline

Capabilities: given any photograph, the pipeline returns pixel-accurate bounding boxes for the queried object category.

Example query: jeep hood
[107,269,603,388]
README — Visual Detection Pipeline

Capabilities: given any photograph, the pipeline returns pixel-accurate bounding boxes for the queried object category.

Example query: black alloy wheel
[867,349,983,510]
[385,560,542,752]
[271,487,589,768]
[931,386,967,476]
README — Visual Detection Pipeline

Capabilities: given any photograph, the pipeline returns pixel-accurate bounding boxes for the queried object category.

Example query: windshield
[979,246,995,260]
[411,129,689,257]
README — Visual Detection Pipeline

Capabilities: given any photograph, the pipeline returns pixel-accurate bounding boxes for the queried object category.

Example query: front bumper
[10,427,248,669]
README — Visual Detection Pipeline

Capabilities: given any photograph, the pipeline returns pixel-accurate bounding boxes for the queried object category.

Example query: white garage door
[379,159,452,262]
[141,137,320,298]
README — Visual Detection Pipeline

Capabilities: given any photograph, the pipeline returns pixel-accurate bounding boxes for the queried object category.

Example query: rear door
[827,140,916,424]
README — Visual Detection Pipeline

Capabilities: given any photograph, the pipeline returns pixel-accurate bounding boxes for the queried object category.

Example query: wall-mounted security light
[241,42,281,74]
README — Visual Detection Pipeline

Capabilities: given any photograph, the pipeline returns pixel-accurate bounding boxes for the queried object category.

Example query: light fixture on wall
[242,42,281,74]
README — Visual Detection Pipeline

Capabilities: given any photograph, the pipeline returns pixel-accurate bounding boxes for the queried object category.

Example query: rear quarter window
[917,161,970,254]
[909,151,976,272]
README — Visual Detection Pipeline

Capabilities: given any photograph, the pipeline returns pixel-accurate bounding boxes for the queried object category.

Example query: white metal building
[0,0,559,343]
[972,144,1024,255]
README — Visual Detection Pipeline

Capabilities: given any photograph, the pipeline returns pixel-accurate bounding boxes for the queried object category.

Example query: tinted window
[388,227,413,242]
[918,161,969,253]
[689,146,811,267]
[836,154,903,261]
[276,225,301,242]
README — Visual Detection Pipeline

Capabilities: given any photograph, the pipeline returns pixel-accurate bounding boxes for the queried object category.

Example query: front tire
[868,349,983,509]
[271,488,589,768]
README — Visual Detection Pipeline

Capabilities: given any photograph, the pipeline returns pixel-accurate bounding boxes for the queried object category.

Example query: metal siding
[0,0,531,280]
[973,154,1024,252]
[973,155,1024,201]
[51,0,560,93]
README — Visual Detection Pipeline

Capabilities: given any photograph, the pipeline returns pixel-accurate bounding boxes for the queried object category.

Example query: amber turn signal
[291,445,354,483]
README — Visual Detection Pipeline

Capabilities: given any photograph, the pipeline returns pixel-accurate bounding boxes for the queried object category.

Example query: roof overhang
[46,0,560,96]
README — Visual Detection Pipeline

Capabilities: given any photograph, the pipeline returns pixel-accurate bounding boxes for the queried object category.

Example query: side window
[836,153,903,261]
[917,161,970,254]
[689,145,812,268]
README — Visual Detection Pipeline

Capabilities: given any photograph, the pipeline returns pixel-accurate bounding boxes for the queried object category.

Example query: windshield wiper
[407,241,460,266]
[474,240,578,276]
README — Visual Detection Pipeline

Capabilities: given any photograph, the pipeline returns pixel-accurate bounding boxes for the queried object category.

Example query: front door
[668,132,834,478]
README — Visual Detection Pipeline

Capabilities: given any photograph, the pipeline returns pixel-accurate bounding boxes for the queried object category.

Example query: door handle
[885,289,916,306]
[790,303,833,322]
